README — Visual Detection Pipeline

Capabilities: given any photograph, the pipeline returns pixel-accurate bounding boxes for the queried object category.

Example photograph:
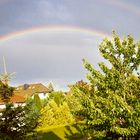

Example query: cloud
[0,30,104,89]
[0,0,140,89]
[0,0,140,38]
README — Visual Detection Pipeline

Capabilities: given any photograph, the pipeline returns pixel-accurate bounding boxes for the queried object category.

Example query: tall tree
[71,32,140,139]
[0,80,40,140]
[33,93,42,111]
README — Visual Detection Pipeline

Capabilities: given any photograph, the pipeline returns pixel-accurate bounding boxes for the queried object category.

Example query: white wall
[0,103,25,109]
[38,93,49,99]
[0,104,5,109]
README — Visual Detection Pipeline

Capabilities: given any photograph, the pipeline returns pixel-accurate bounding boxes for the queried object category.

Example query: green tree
[67,80,94,117]
[71,32,140,139]
[41,91,65,108]
[33,94,42,111]
[0,80,14,103]
[0,80,40,140]
[47,82,54,93]
[38,100,74,129]
[49,91,65,106]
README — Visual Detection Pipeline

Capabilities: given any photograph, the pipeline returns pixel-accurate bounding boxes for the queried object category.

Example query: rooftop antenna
[3,56,7,75]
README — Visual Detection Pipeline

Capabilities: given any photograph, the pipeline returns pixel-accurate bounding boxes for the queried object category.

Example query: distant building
[0,58,50,108]
[14,83,50,99]
[0,83,50,109]
[0,95,26,109]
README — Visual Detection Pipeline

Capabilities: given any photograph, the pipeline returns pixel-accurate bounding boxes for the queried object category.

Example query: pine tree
[0,80,39,140]
[47,82,54,93]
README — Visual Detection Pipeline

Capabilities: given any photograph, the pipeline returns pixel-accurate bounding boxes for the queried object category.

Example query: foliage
[41,91,65,108]
[33,94,42,111]
[47,82,54,93]
[0,81,14,103]
[36,124,80,140]
[42,91,65,107]
[70,32,140,139]
[0,81,40,140]
[38,100,74,129]
[48,91,65,106]
[67,80,94,117]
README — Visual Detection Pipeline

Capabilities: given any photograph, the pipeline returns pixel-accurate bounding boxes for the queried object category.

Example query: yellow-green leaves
[72,32,140,139]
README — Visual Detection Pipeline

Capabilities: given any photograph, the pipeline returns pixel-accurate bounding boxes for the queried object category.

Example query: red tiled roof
[0,83,49,104]
[14,83,49,98]
[0,95,25,104]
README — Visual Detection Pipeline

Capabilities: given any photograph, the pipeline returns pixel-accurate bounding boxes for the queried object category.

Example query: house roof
[0,95,25,104]
[0,83,49,105]
[14,83,49,98]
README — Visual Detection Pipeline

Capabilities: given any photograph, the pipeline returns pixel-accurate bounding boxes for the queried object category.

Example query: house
[0,83,50,109]
[0,58,50,108]
[14,83,50,99]
[0,94,26,109]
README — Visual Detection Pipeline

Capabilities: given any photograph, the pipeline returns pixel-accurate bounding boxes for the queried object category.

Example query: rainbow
[0,25,111,43]
[0,0,139,42]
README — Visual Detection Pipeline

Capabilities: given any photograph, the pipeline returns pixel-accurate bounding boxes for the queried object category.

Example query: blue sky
[0,0,140,90]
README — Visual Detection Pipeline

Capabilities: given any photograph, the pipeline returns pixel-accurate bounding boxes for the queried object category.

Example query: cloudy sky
[0,0,140,90]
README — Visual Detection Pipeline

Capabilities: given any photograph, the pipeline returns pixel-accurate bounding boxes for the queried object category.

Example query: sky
[0,0,140,90]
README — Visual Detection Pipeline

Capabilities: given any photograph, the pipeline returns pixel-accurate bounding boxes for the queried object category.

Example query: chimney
[23,84,30,90]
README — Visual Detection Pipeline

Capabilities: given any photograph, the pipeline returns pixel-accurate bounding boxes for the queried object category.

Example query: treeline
[0,32,140,140]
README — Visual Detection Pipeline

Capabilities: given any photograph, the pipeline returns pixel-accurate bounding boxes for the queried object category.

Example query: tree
[33,94,42,111]
[47,82,54,93]
[71,32,140,139]
[67,80,94,117]
[38,100,74,129]
[48,91,65,106]
[0,80,40,140]
[0,80,14,103]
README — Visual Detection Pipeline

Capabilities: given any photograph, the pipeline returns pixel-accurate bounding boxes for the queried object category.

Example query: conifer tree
[33,93,42,111]
[47,82,54,93]
[0,80,39,140]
